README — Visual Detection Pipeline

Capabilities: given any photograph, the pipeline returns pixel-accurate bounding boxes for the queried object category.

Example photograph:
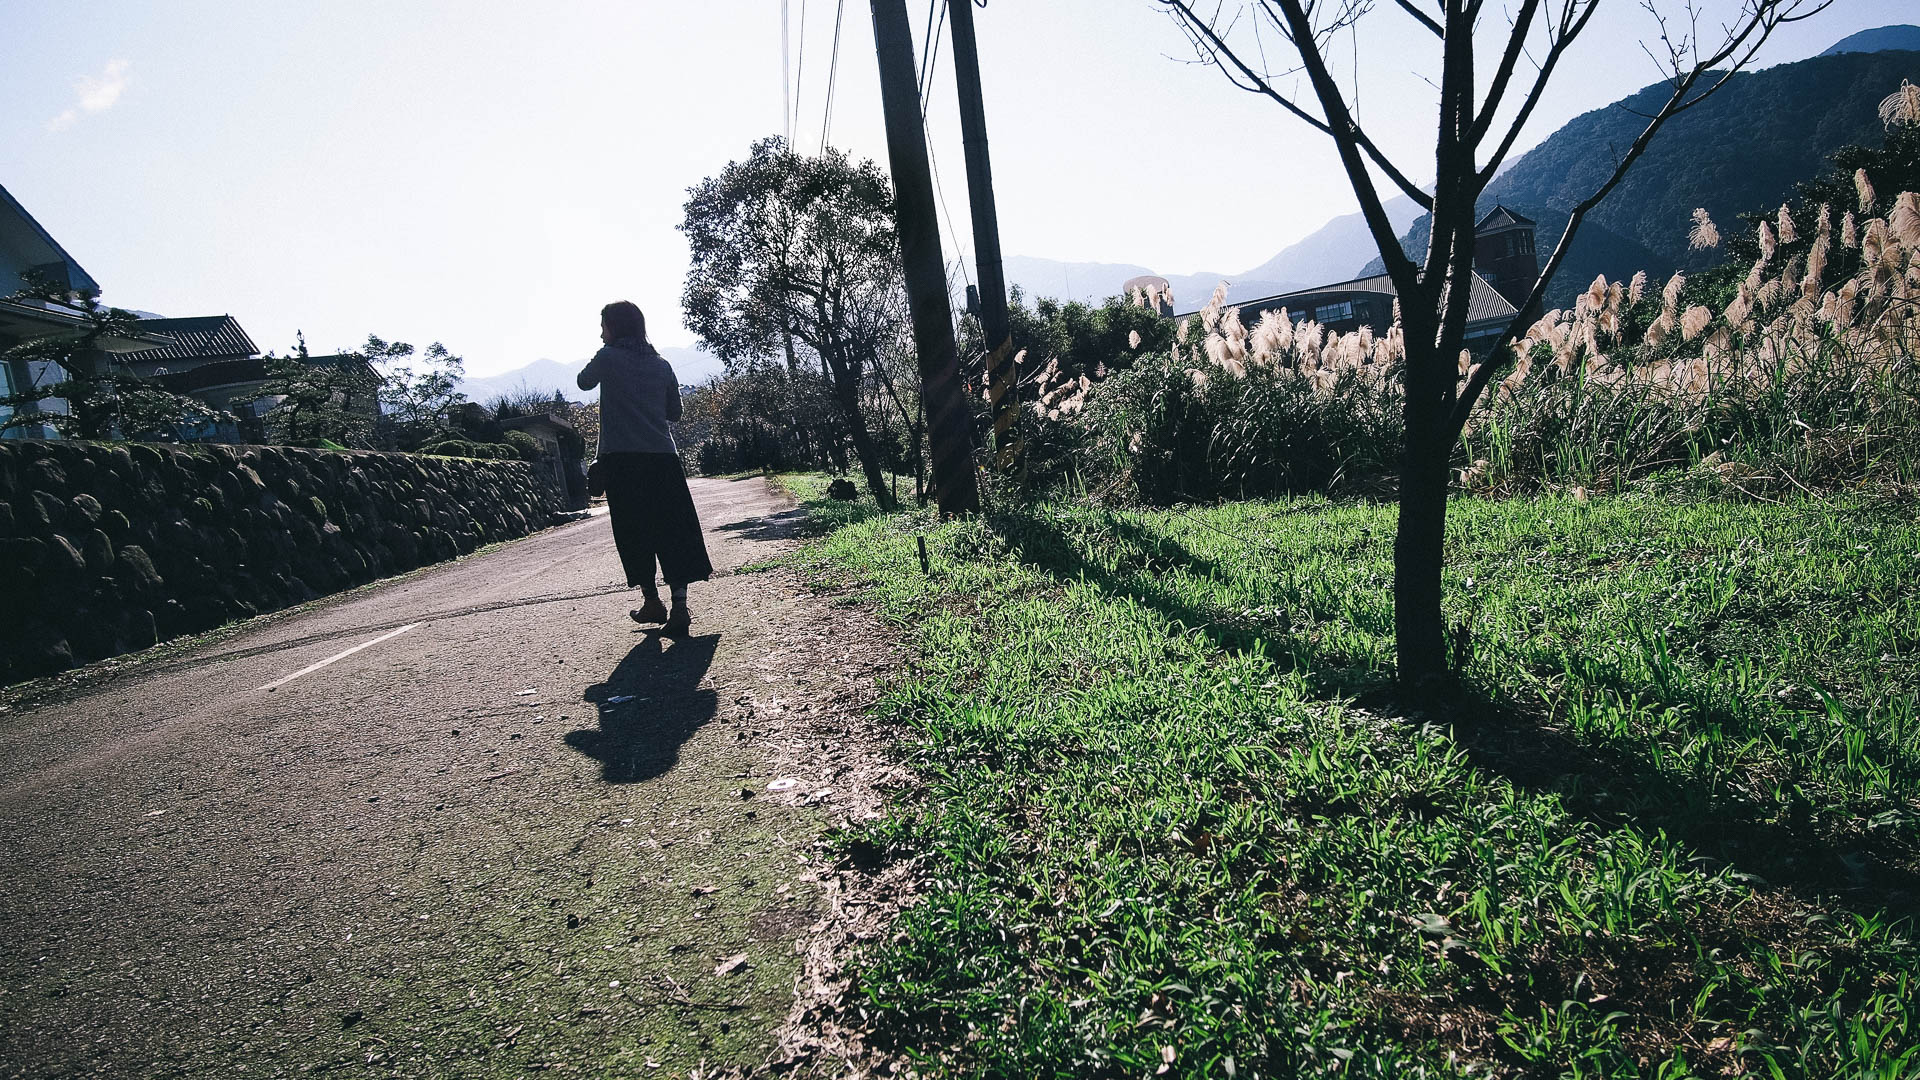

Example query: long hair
[601,300,647,345]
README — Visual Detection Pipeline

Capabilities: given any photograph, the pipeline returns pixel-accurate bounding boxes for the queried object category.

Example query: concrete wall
[0,441,558,684]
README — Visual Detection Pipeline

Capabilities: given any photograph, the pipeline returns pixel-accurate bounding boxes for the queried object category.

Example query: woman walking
[578,301,712,636]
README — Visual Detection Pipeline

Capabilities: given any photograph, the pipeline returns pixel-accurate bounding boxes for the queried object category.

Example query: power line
[928,140,973,293]
[792,0,810,147]
[820,0,846,152]
[918,0,947,115]
[914,1,972,294]
[782,0,793,144]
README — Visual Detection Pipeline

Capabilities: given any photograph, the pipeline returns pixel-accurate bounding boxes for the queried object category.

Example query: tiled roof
[130,315,259,362]
[1197,270,1518,327]
[1476,205,1534,230]
[0,183,100,296]
[500,412,577,436]
[150,352,380,394]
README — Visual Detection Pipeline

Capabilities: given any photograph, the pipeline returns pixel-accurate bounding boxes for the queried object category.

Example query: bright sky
[2,0,1907,377]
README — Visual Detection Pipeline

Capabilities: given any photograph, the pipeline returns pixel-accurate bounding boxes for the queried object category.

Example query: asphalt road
[0,476,855,1079]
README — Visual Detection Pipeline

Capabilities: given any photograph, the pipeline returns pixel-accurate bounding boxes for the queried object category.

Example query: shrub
[419,439,518,461]
[501,430,541,461]
[1053,179,1920,501]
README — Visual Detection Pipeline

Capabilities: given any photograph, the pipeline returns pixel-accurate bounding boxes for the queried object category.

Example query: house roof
[1178,269,1519,328]
[1475,205,1534,231]
[0,183,101,297]
[129,315,259,363]
[149,351,379,395]
[499,413,577,437]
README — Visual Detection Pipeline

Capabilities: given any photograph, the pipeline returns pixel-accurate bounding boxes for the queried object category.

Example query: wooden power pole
[946,0,1018,467]
[869,0,979,517]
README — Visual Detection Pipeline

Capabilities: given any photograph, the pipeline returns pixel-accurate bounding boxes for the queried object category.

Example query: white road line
[256,623,422,692]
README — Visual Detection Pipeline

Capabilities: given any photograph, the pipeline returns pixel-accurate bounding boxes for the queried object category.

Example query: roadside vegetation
[783,476,1919,1078]
[755,86,1920,1078]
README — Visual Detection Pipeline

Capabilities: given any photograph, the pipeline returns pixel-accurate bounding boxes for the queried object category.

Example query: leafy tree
[259,331,380,448]
[1,272,228,440]
[371,335,465,448]
[1161,0,1830,690]
[681,138,907,509]
[679,361,845,475]
[486,379,574,421]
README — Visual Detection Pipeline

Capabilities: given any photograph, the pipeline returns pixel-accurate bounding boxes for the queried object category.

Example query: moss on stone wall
[0,441,558,684]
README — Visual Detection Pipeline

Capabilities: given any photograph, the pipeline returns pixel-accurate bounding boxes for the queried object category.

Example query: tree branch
[1446,0,1830,439]
[1478,0,1599,185]
[1466,0,1546,148]
[1392,0,1445,37]
[1160,0,1435,212]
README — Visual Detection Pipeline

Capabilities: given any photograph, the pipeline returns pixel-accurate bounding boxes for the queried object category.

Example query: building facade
[1171,204,1540,347]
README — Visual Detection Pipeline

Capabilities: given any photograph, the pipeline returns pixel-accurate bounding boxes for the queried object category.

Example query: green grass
[784,483,1920,1078]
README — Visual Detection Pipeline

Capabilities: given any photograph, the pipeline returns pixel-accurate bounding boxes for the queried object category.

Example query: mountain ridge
[1360,47,1918,302]
[1822,25,1920,56]
[1003,194,1425,312]
[458,346,724,404]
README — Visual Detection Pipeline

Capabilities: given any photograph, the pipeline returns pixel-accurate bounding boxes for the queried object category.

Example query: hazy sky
[3,1,1908,377]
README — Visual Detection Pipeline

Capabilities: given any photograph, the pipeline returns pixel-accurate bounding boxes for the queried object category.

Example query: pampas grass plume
[1689,209,1720,250]
[1892,192,1920,249]
[1663,271,1686,311]
[1880,79,1920,128]
[1681,305,1712,341]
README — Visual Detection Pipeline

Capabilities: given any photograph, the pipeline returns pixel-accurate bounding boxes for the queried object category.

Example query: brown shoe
[631,597,668,624]
[662,604,691,638]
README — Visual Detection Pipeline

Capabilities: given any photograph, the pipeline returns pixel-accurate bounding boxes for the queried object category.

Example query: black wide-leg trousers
[601,452,713,589]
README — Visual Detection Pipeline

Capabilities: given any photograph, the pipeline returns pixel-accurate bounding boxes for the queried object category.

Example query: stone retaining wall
[0,441,558,684]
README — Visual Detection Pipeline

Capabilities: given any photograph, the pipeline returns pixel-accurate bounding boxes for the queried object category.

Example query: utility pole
[869,0,979,517]
[946,0,1018,468]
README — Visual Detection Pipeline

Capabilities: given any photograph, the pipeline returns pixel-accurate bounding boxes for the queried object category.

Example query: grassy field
[778,475,1919,1079]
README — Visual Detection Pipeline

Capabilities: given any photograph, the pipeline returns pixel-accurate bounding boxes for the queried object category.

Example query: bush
[419,439,518,461]
[501,430,541,461]
[1082,347,1401,503]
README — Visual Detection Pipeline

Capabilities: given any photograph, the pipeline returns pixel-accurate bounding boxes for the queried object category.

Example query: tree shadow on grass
[566,632,720,783]
[715,507,812,542]
[990,506,1920,920]
[992,507,1392,701]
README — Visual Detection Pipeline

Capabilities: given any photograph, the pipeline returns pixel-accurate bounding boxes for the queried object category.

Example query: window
[1315,300,1355,324]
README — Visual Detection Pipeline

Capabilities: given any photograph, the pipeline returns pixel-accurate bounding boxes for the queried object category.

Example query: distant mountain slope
[1241,194,1425,285]
[1003,194,1421,312]
[1001,255,1301,311]
[1362,49,1918,303]
[1822,25,1920,56]
[458,346,723,404]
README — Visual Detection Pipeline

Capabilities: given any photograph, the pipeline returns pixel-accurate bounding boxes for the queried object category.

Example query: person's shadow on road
[566,632,720,783]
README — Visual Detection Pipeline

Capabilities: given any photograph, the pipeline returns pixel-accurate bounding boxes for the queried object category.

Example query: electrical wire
[918,0,947,117]
[914,0,971,295]
[791,0,810,148]
[819,0,846,152]
[928,141,974,294]
[782,0,792,144]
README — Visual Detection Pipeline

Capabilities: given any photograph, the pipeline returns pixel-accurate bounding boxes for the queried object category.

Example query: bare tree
[1160,0,1832,691]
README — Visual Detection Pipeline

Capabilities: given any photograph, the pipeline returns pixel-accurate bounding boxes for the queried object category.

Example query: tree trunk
[824,425,851,472]
[833,374,898,510]
[1394,388,1452,692]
